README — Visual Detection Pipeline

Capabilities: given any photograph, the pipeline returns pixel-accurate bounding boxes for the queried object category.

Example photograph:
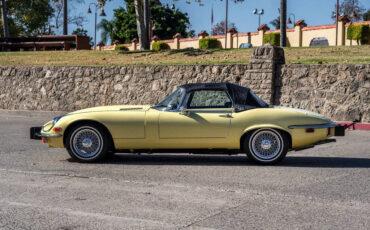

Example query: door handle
[219,113,232,118]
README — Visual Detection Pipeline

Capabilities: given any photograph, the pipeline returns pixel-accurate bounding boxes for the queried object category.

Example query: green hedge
[347,24,370,45]
[152,41,170,51]
[114,45,129,51]
[263,32,280,46]
[199,38,220,49]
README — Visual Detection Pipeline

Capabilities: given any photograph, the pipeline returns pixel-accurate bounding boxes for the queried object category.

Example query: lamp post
[253,8,264,28]
[87,3,106,49]
[287,13,295,27]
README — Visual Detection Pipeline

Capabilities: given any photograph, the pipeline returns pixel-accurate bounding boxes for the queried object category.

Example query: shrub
[114,45,129,51]
[263,32,280,46]
[152,41,170,51]
[347,24,370,45]
[199,37,220,49]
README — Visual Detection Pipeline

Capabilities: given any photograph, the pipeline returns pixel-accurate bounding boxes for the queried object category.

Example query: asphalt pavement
[0,110,369,230]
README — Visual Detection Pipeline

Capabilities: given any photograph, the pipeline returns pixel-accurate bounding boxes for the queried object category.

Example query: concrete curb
[337,122,370,130]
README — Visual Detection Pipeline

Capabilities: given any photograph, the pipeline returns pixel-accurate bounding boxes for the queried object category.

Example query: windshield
[154,88,185,111]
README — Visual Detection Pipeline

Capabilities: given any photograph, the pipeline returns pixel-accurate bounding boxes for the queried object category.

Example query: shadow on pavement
[76,154,370,168]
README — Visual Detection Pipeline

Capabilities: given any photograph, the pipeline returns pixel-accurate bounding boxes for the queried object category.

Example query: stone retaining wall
[0,46,369,122]
[0,64,273,111]
[277,64,370,122]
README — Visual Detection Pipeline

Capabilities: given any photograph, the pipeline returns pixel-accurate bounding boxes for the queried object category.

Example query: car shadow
[69,154,370,168]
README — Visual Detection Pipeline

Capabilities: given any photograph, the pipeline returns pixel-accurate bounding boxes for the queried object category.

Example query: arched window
[309,37,329,47]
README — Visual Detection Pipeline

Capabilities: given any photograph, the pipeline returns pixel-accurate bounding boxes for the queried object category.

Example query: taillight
[41,137,47,143]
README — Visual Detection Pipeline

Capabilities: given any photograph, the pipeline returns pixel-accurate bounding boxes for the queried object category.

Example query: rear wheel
[66,124,110,162]
[244,129,288,165]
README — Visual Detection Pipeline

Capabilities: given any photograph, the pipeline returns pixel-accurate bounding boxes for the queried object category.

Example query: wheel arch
[63,119,115,151]
[240,125,292,151]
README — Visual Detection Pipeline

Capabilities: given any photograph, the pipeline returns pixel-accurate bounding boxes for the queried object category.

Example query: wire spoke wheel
[245,129,288,164]
[67,125,109,162]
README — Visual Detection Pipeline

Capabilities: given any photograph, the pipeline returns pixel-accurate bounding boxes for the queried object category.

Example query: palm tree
[97,19,113,45]
[270,17,280,30]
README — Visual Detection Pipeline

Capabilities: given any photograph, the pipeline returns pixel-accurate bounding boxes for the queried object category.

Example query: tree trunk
[1,0,9,38]
[280,0,287,47]
[134,0,150,50]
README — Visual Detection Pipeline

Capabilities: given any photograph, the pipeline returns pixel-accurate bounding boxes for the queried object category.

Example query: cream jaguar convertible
[30,83,345,164]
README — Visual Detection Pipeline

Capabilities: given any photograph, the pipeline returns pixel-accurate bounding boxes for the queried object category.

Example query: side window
[186,90,232,108]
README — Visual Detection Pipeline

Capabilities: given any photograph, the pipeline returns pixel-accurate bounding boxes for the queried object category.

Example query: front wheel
[244,129,289,165]
[66,124,110,162]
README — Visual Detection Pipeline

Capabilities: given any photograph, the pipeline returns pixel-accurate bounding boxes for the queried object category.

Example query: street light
[253,8,264,27]
[87,3,106,49]
[287,13,295,27]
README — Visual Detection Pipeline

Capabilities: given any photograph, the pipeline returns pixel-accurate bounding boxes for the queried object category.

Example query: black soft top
[179,82,269,112]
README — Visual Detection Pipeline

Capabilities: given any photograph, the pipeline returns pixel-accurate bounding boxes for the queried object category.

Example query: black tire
[66,124,110,163]
[243,129,289,165]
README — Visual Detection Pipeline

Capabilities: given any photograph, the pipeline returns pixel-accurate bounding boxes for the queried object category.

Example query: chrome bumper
[30,126,62,140]
[288,122,338,129]
[288,122,345,136]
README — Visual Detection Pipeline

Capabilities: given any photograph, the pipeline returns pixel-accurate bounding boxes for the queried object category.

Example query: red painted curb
[336,122,370,131]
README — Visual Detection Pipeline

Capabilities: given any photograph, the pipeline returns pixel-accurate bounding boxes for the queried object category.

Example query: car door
[159,89,233,139]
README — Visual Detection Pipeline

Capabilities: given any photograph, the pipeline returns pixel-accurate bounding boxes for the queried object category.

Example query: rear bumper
[334,125,345,136]
[289,122,345,136]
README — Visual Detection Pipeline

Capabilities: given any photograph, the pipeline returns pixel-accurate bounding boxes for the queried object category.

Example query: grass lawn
[0,46,369,66]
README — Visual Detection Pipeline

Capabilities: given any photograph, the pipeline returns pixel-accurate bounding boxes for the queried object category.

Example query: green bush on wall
[114,45,129,51]
[152,41,170,51]
[347,24,370,45]
[199,38,220,49]
[263,32,280,46]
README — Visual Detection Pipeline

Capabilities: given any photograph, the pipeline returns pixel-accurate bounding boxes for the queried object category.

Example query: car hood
[273,106,331,122]
[68,105,151,115]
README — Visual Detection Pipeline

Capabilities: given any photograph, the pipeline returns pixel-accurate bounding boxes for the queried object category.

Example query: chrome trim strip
[37,133,62,138]
[184,110,233,113]
[288,122,338,129]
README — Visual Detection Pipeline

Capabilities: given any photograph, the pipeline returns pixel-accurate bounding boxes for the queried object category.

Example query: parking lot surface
[0,110,369,230]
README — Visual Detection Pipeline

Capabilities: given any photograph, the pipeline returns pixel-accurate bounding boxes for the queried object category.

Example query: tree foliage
[199,37,220,49]
[263,32,280,46]
[3,0,54,36]
[332,0,365,21]
[211,20,236,36]
[347,24,370,44]
[270,17,280,30]
[108,0,191,44]
[363,9,370,21]
[152,41,170,51]
[97,19,113,45]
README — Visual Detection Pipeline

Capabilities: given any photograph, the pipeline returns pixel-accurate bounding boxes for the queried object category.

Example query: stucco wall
[110,21,369,51]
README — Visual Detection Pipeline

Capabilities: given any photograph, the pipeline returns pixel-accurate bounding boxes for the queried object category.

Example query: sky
[67,0,370,45]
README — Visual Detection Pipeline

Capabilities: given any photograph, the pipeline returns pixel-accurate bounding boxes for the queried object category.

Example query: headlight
[53,115,65,124]
[42,115,65,132]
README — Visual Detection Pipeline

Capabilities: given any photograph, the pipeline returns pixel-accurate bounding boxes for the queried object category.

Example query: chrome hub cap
[71,128,102,158]
[261,139,272,150]
[82,138,93,148]
[251,130,282,160]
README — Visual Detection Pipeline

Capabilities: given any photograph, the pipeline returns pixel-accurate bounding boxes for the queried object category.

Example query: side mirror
[179,106,188,115]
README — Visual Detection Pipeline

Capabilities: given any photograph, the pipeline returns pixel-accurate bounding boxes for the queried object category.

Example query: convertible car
[30,82,345,164]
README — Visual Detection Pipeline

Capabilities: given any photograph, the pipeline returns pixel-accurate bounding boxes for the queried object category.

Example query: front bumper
[30,126,62,140]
